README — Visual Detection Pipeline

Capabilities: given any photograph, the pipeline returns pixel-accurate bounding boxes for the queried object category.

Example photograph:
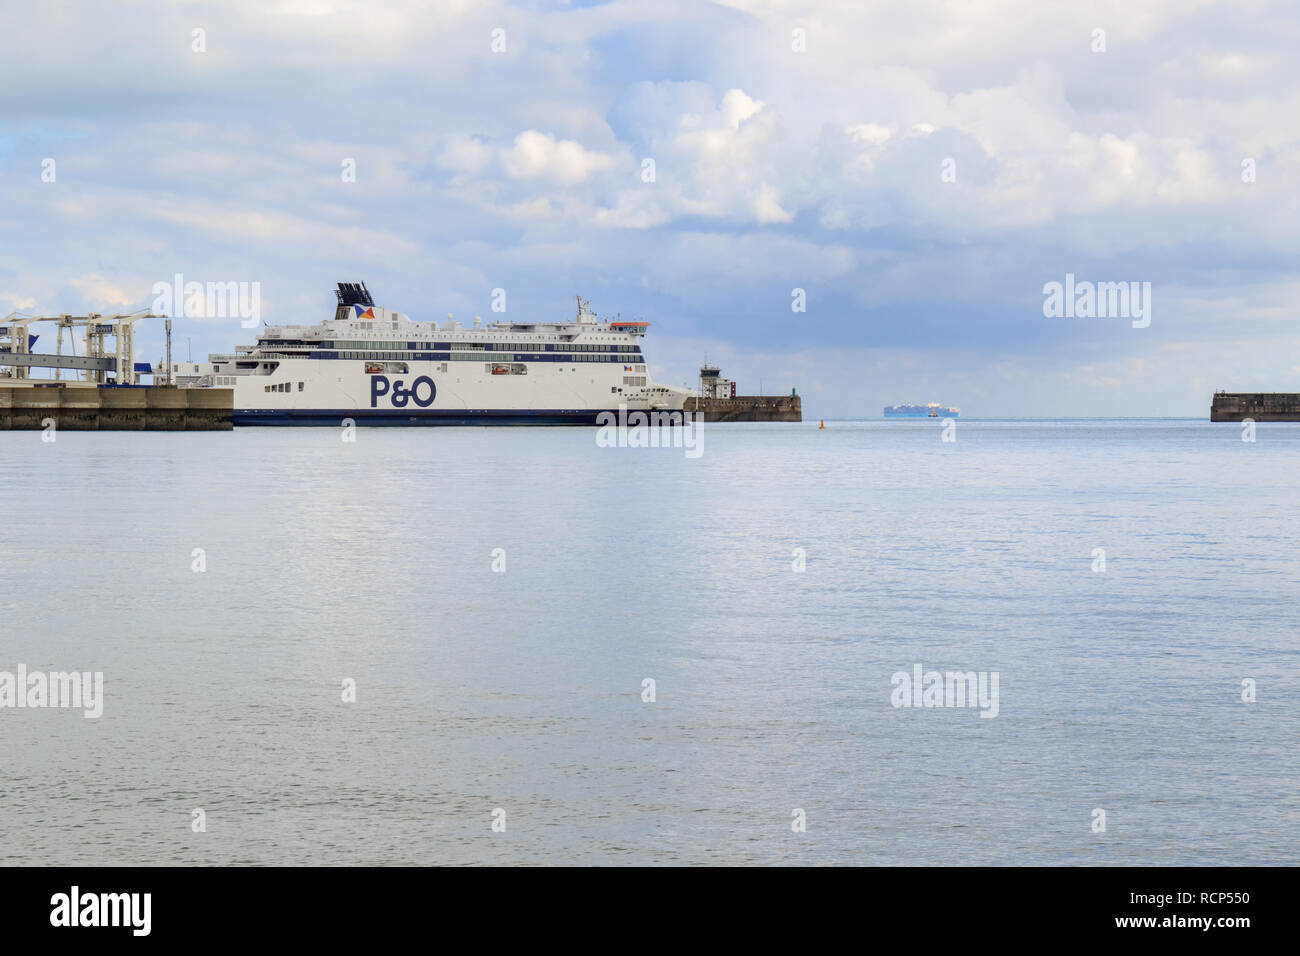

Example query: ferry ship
[170,283,691,425]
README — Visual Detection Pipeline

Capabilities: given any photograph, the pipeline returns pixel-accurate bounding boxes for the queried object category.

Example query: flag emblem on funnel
[353,305,375,319]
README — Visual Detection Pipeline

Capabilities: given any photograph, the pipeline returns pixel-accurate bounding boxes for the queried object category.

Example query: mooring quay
[685,364,802,422]
[0,384,233,430]
[1,311,232,430]
[1210,391,1300,422]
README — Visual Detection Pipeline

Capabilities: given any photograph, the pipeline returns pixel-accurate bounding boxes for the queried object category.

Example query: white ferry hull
[187,284,692,425]
[227,347,687,426]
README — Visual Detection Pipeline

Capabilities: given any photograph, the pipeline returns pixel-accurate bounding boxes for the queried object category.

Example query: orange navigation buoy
[819,419,825,429]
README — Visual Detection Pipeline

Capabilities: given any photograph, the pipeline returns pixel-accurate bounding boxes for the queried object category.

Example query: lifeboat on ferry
[365,363,384,374]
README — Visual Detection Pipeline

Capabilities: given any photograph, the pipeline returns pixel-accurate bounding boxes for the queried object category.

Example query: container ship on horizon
[166,282,692,425]
[884,402,960,418]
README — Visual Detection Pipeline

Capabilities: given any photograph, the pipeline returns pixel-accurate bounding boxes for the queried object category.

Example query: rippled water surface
[1,420,1297,864]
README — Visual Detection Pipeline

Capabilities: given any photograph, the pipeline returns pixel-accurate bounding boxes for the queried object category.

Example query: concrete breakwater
[0,384,233,430]
[1210,392,1300,422]
[684,395,801,422]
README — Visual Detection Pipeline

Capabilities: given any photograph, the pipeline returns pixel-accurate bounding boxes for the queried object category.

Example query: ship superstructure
[170,283,691,425]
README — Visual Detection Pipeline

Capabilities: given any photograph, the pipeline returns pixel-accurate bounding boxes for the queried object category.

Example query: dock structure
[1211,391,1300,422]
[687,363,802,422]
[685,394,802,422]
[1,309,232,430]
[0,383,233,430]
[1,311,163,385]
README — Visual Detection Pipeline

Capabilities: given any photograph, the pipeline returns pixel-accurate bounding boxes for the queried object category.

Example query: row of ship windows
[253,366,648,388]
[326,351,643,364]
[272,340,642,353]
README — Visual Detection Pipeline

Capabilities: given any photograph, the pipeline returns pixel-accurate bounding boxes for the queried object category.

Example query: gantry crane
[0,311,165,385]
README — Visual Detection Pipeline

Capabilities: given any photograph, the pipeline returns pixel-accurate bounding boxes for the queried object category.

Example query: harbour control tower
[698,363,736,399]
[687,363,800,422]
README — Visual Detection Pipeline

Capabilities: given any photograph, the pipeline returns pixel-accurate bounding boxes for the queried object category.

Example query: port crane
[0,311,164,385]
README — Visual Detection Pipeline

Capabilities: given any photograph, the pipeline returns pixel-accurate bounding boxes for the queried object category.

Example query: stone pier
[684,394,802,422]
[0,384,233,430]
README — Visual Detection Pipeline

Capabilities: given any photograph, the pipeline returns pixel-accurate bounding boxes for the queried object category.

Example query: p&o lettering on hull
[371,375,436,409]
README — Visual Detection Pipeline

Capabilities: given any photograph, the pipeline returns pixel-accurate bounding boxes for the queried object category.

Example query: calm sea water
[1,419,1296,865]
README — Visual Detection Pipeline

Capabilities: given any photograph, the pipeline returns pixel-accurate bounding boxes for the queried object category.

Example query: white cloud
[69,275,135,309]
[0,292,39,312]
[719,89,763,130]
[3,0,1300,412]
[502,131,617,184]
[753,184,792,224]
[436,135,494,175]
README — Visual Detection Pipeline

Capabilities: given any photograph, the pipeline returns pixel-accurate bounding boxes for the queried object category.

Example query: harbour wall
[1210,392,1300,422]
[0,384,233,430]
[685,395,802,423]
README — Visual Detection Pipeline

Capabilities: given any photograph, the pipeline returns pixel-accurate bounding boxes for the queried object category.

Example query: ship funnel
[335,282,375,307]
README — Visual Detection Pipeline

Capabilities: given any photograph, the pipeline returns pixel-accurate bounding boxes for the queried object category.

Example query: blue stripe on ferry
[304,351,640,362]
[233,408,625,426]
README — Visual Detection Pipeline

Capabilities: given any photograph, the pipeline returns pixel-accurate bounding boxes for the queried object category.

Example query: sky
[2,0,1298,417]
